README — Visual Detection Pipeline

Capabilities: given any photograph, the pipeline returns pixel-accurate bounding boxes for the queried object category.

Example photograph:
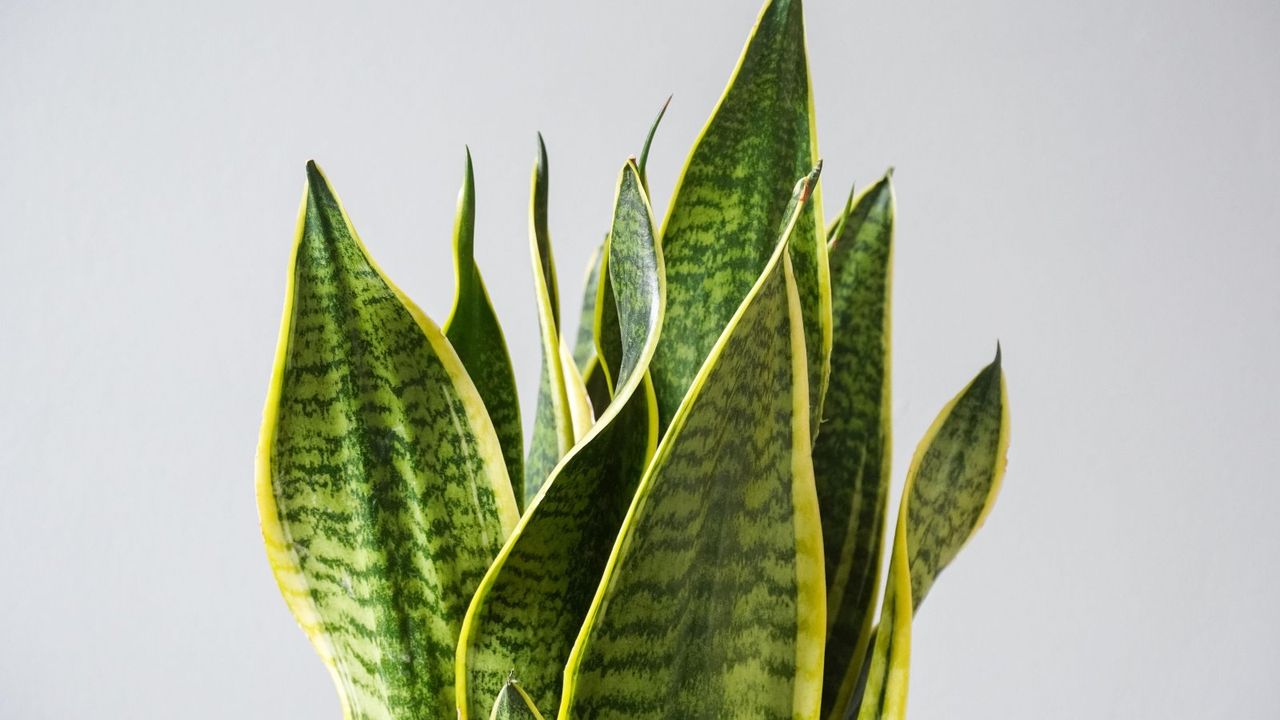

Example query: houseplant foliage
[256,0,1012,718]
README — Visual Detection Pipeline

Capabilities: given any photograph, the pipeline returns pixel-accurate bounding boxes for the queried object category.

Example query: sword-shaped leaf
[489,677,547,720]
[651,0,830,436]
[525,135,592,506]
[571,241,605,373]
[256,162,519,720]
[636,95,672,194]
[854,350,1010,720]
[815,174,895,720]
[444,149,524,501]
[456,161,664,719]
[561,171,824,720]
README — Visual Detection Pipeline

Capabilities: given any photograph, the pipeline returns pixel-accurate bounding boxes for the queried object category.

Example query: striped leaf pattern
[571,242,605,373]
[561,172,823,720]
[443,149,524,500]
[456,161,664,719]
[488,678,546,720]
[256,162,519,720]
[815,174,895,720]
[854,350,1010,720]
[651,0,830,436]
[525,135,592,506]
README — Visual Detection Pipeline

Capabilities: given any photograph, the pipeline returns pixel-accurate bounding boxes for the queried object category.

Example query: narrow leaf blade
[257,162,519,720]
[524,135,591,505]
[444,149,525,502]
[561,174,823,720]
[488,678,547,720]
[855,350,1011,719]
[651,0,830,437]
[816,174,895,719]
[457,161,664,719]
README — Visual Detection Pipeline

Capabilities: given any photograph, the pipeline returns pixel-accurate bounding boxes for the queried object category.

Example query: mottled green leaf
[456,161,664,719]
[816,174,895,720]
[525,135,592,506]
[571,241,605,373]
[855,350,1011,720]
[561,172,823,720]
[256,162,519,720]
[488,677,546,720]
[443,149,524,503]
[651,0,830,437]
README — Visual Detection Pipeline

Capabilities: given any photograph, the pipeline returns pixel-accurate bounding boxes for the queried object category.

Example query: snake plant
[256,1,1012,718]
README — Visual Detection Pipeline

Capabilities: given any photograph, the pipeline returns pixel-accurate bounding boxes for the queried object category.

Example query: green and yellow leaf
[256,162,519,720]
[489,677,547,720]
[443,149,525,501]
[854,349,1010,720]
[525,135,592,506]
[571,241,605,373]
[650,0,830,437]
[456,161,664,719]
[815,173,895,720]
[561,171,823,720]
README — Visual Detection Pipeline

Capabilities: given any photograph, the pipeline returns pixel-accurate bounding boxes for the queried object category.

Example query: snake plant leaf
[489,677,547,720]
[456,160,664,719]
[561,171,824,720]
[525,134,592,507]
[636,94,671,194]
[571,241,605,373]
[854,349,1010,720]
[443,148,525,501]
[651,0,830,437]
[815,174,895,720]
[593,236,623,395]
[256,162,520,720]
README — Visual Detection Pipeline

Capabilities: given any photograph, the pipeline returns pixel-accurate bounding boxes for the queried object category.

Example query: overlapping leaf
[651,0,830,436]
[854,350,1010,720]
[561,171,824,720]
[488,678,546,720]
[525,136,593,506]
[256,162,519,720]
[456,161,664,719]
[443,149,524,497]
[815,174,895,719]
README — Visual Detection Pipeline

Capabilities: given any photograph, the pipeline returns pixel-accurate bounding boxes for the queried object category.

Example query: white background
[2,0,1277,717]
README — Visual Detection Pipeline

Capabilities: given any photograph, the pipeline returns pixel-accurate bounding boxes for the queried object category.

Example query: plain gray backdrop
[2,0,1277,717]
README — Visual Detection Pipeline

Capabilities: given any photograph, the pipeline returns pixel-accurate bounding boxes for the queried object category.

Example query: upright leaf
[651,0,830,436]
[489,677,547,720]
[456,161,664,719]
[561,172,823,720]
[636,94,672,194]
[571,241,606,373]
[816,174,895,720]
[525,135,592,506]
[444,149,524,500]
[854,350,1011,720]
[256,162,519,720]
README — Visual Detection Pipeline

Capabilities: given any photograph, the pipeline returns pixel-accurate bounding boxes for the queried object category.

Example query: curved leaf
[456,161,664,719]
[525,135,592,506]
[256,162,519,720]
[489,677,547,720]
[561,171,823,720]
[854,349,1011,720]
[650,0,830,437]
[444,149,525,502]
[571,241,605,373]
[815,173,895,719]
[636,94,672,194]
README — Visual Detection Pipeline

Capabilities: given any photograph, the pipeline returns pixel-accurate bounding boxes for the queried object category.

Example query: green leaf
[593,234,623,395]
[456,161,664,719]
[855,349,1011,720]
[815,174,895,720]
[571,241,605,373]
[443,148,525,503]
[256,162,519,720]
[488,677,547,720]
[651,0,830,438]
[636,94,671,194]
[525,135,592,506]
[561,171,823,720]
